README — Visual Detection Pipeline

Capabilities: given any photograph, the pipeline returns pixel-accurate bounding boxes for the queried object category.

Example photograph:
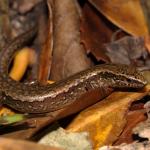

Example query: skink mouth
[128,78,147,88]
[129,82,147,89]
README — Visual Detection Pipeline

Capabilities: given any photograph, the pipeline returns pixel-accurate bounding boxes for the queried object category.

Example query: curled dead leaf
[38,0,53,84]
[88,0,148,36]
[50,0,92,81]
[81,2,112,62]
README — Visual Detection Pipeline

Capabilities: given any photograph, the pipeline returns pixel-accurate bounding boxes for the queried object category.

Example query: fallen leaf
[32,1,49,79]
[0,0,11,49]
[114,110,147,145]
[140,0,150,33]
[0,137,62,150]
[81,2,112,62]
[104,36,150,70]
[67,85,150,149]
[13,0,43,14]
[133,100,150,140]
[50,0,92,81]
[99,141,150,150]
[88,0,148,36]
[10,47,36,81]
[0,114,26,125]
[0,107,14,116]
[38,1,53,84]
[39,127,93,150]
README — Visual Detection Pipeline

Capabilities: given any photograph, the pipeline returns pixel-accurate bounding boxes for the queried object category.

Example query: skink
[0,28,147,113]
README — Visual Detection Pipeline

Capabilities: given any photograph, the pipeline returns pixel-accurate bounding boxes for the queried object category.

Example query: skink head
[98,64,147,89]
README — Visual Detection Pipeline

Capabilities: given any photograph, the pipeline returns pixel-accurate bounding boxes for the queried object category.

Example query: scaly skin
[0,28,147,113]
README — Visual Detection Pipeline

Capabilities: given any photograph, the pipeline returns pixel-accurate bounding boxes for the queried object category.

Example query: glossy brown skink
[0,28,147,113]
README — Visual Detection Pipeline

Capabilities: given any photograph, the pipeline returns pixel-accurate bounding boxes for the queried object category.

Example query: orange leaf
[67,85,150,149]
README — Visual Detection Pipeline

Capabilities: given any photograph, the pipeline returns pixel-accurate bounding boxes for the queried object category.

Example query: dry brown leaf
[38,1,53,84]
[67,85,150,149]
[99,141,150,150]
[0,0,11,49]
[145,36,150,53]
[81,2,112,62]
[50,0,92,81]
[140,0,150,33]
[13,0,43,14]
[105,36,149,69]
[0,137,62,150]
[131,101,150,140]
[114,110,147,145]
[88,0,148,36]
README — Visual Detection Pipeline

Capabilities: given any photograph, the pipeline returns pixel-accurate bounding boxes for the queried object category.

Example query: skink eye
[126,78,132,83]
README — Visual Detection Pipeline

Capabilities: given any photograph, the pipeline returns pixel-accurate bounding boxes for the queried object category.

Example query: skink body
[0,28,147,113]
